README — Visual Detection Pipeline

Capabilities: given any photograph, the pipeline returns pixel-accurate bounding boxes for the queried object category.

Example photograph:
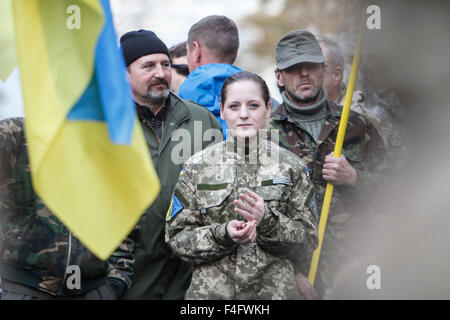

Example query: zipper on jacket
[57,230,73,293]
[145,119,161,145]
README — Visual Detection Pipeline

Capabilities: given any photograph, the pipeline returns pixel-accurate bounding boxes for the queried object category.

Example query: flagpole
[308,15,366,286]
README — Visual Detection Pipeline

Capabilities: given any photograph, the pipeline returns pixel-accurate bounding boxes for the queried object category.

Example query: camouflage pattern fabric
[0,118,134,297]
[0,278,117,300]
[269,101,389,298]
[338,84,407,170]
[166,138,318,300]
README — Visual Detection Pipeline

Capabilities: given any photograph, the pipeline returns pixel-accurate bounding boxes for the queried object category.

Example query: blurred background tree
[238,0,364,73]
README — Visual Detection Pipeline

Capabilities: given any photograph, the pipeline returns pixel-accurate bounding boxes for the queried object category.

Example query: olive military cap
[276,29,325,70]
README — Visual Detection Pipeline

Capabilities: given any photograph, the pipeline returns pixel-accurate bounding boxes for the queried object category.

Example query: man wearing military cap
[269,29,388,299]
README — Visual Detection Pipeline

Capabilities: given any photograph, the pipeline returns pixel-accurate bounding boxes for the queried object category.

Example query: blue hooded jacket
[179,63,242,137]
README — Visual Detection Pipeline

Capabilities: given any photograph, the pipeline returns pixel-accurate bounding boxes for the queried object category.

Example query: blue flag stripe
[67,0,134,146]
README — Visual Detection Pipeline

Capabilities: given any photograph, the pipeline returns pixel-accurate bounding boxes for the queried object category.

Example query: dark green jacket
[124,93,223,299]
[0,118,134,298]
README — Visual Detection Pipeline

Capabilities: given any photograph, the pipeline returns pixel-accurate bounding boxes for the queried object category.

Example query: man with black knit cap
[120,30,222,300]
[269,30,388,299]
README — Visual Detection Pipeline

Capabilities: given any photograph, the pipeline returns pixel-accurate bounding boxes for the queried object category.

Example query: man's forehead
[134,53,170,65]
[283,61,322,71]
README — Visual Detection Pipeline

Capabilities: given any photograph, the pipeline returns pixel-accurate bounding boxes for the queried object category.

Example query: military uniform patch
[261,177,291,186]
[166,194,184,221]
[305,167,312,181]
[272,177,291,185]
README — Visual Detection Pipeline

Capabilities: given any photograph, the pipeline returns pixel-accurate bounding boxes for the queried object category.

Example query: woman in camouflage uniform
[165,71,318,299]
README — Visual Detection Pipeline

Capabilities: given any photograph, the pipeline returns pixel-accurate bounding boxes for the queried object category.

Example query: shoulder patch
[261,177,291,186]
[166,194,184,222]
[305,167,312,181]
[272,177,291,185]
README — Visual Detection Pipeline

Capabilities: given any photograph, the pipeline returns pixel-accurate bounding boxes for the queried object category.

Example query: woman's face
[220,80,271,139]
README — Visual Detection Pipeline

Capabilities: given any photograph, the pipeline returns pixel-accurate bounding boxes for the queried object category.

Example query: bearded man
[120,30,222,299]
[269,29,388,299]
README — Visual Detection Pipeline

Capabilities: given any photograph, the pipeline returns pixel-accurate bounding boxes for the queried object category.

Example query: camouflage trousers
[0,279,117,300]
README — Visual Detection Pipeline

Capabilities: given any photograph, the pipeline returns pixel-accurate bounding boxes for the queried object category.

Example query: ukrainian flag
[11,0,160,260]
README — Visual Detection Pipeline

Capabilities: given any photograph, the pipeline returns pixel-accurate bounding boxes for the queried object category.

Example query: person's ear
[192,41,202,64]
[265,101,272,118]
[275,69,284,88]
[333,66,343,86]
[220,103,225,120]
[125,66,131,83]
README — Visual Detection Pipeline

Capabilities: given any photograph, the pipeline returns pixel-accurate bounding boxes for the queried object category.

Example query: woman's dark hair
[221,71,270,106]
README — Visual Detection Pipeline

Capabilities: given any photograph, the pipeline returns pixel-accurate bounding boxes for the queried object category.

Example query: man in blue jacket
[179,15,242,137]
[180,16,279,138]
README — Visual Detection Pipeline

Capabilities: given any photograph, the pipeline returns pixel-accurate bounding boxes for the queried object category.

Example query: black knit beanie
[120,29,170,66]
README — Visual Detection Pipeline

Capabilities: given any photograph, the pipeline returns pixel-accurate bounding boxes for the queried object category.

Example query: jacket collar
[166,92,190,125]
[179,64,242,116]
[271,97,343,144]
[223,135,274,164]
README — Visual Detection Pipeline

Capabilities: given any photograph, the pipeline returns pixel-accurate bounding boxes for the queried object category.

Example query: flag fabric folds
[12,0,160,260]
[0,0,17,82]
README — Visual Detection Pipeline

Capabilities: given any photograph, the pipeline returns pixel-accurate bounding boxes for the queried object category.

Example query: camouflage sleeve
[165,164,237,266]
[343,116,390,204]
[105,223,136,297]
[256,168,318,269]
[0,118,25,217]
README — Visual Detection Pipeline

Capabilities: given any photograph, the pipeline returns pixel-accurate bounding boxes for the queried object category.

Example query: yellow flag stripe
[12,0,161,260]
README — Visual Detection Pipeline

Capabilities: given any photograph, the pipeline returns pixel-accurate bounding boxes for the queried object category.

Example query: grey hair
[316,34,345,73]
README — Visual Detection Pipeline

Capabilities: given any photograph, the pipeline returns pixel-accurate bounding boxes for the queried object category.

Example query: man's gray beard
[288,86,321,105]
[147,88,170,106]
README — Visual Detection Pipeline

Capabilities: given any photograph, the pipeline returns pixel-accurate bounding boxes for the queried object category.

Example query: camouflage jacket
[0,118,134,297]
[269,100,388,297]
[166,138,318,299]
[339,85,407,170]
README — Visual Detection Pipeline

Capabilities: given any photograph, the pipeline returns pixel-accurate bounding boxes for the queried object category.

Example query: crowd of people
[0,14,398,300]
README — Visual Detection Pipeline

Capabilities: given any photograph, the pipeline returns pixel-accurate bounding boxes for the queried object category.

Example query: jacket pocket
[257,176,291,200]
[197,183,232,208]
[196,183,233,224]
[256,176,290,213]
[1,214,62,272]
[342,142,363,162]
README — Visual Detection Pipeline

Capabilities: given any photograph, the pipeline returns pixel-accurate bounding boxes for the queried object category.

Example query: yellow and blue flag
[166,194,184,222]
[12,0,160,260]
